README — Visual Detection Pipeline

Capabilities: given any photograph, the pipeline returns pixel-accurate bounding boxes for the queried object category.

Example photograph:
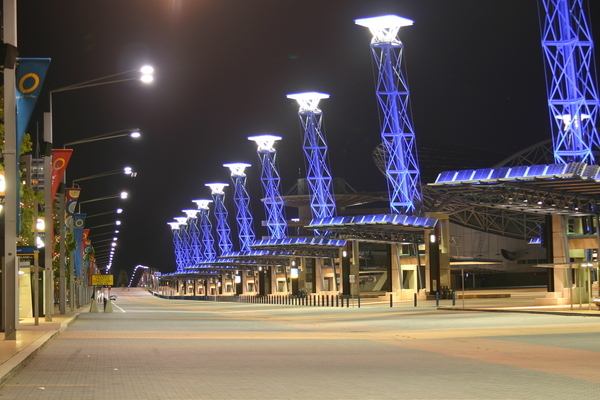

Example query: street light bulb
[111,242,117,247]
[120,191,128,199]
[130,130,141,138]
[140,65,154,83]
[116,208,123,214]
[124,167,132,175]
[115,220,122,226]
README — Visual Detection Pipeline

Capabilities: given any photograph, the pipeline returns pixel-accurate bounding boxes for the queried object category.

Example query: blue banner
[16,58,51,152]
[73,213,86,277]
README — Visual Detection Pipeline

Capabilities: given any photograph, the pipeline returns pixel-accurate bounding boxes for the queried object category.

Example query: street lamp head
[206,182,229,195]
[140,65,154,83]
[116,208,123,214]
[120,191,128,199]
[223,163,251,177]
[129,130,141,138]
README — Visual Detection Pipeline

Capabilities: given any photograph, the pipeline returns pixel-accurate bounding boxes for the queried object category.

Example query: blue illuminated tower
[174,217,191,268]
[183,209,201,267]
[540,0,600,164]
[287,92,336,235]
[167,221,185,272]
[193,199,216,261]
[223,163,256,252]
[356,15,422,215]
[206,183,233,255]
[248,135,287,239]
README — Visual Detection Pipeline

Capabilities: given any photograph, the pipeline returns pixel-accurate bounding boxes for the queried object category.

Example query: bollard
[390,293,393,308]
[452,291,456,306]
[358,294,361,308]
[346,295,349,308]
[435,292,439,307]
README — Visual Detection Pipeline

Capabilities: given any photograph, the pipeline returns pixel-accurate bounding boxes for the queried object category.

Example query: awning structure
[534,261,598,269]
[428,162,600,217]
[307,214,437,243]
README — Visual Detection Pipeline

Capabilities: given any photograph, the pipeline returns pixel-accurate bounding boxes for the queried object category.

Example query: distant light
[174,217,188,226]
[123,167,132,175]
[111,242,117,247]
[129,130,141,138]
[120,191,128,199]
[116,208,123,214]
[36,236,45,248]
[355,14,413,44]
[115,220,122,226]
[113,237,118,241]
[36,217,45,231]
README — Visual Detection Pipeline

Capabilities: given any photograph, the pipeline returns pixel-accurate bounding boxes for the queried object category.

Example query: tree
[117,269,129,288]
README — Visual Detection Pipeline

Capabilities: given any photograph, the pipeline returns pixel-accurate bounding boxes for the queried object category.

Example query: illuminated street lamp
[44,66,153,320]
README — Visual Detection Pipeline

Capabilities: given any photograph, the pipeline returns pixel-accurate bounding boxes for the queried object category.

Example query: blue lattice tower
[183,209,202,266]
[223,163,256,252]
[174,217,192,269]
[356,15,422,215]
[540,0,600,163]
[206,183,233,255]
[287,92,336,235]
[167,221,185,272]
[193,199,217,261]
[248,135,288,239]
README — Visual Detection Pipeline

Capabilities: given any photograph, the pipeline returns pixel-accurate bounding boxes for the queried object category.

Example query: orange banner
[51,149,73,200]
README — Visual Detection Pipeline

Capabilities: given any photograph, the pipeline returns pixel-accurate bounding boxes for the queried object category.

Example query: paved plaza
[0,288,599,399]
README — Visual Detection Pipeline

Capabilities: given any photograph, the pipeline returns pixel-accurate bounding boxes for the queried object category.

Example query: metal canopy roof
[249,237,346,258]
[306,213,437,244]
[428,162,600,217]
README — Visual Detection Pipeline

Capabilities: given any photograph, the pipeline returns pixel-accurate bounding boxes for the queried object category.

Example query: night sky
[15,0,600,278]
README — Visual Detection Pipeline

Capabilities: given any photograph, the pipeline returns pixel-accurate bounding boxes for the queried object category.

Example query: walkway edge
[0,312,81,388]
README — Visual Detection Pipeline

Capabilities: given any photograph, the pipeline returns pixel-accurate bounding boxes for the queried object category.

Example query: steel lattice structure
[194,200,216,261]
[224,163,256,252]
[248,135,288,239]
[288,92,336,236]
[183,209,202,267]
[168,221,186,272]
[174,217,192,269]
[540,0,600,164]
[356,15,422,215]
[206,183,233,255]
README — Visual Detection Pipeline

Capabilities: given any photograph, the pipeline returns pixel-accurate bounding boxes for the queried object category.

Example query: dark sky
[16,0,600,277]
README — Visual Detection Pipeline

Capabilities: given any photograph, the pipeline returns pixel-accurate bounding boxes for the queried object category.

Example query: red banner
[51,149,73,200]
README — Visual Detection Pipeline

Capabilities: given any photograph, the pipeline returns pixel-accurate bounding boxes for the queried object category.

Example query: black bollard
[390,293,393,308]
[435,292,439,307]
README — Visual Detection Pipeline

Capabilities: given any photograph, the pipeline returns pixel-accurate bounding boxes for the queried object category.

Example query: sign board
[349,275,355,283]
[91,274,114,286]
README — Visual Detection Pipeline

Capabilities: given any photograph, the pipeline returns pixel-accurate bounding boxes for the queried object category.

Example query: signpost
[91,274,114,286]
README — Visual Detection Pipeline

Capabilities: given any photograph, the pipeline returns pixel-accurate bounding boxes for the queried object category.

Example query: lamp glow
[206,182,229,195]
[116,208,123,214]
[355,15,413,43]
[287,92,329,112]
[115,220,122,226]
[120,191,128,199]
[248,135,281,151]
[192,199,212,210]
[140,65,154,83]
[183,209,199,218]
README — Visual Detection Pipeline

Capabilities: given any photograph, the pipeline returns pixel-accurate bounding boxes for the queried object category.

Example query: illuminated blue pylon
[248,135,288,239]
[206,183,233,255]
[174,217,191,269]
[540,0,600,164]
[193,199,216,261]
[287,92,336,236]
[356,15,422,215]
[223,163,256,252]
[167,221,185,273]
[183,209,201,266]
